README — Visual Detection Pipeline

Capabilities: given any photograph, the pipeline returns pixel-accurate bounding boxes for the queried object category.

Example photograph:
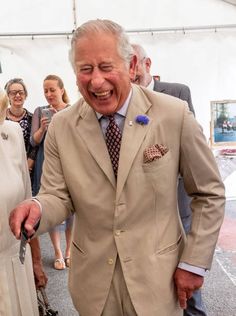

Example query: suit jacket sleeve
[179,85,195,116]
[35,118,74,234]
[179,106,225,269]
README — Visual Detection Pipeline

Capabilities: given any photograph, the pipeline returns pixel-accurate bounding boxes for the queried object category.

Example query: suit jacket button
[107,258,114,265]
[115,230,121,236]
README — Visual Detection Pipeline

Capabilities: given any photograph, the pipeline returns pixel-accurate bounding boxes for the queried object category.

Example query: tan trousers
[102,257,137,316]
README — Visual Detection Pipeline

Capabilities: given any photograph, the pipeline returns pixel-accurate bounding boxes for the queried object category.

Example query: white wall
[0,0,74,32]
[1,0,235,32]
[0,37,78,110]
[77,0,236,28]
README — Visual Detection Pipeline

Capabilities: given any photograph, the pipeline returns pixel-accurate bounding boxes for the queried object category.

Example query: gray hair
[131,44,148,61]
[69,19,133,70]
[4,78,28,97]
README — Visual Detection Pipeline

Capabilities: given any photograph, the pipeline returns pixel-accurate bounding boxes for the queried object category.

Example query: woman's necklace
[7,108,26,119]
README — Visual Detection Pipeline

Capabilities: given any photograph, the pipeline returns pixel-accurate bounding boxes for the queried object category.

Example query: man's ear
[129,54,137,82]
[145,57,152,72]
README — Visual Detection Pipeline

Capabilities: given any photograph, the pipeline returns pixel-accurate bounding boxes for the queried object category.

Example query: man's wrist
[178,262,207,277]
[31,197,42,215]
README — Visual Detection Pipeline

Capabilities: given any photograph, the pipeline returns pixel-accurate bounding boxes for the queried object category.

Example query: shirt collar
[95,88,132,119]
[147,77,154,91]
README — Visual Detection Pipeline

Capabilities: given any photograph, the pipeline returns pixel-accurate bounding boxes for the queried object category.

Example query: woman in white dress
[0,90,39,316]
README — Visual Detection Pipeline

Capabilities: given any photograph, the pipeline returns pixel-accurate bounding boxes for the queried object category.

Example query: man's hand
[174,268,204,309]
[9,200,41,239]
[30,238,48,289]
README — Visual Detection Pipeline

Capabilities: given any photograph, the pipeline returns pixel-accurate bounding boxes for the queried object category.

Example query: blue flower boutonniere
[135,115,149,125]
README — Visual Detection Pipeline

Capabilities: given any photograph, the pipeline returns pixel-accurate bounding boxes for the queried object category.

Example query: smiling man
[9,19,225,316]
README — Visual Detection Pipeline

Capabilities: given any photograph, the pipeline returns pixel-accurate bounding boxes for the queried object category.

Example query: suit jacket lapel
[78,104,116,188]
[116,85,152,200]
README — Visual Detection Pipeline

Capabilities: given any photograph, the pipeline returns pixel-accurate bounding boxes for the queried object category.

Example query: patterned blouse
[6,108,38,160]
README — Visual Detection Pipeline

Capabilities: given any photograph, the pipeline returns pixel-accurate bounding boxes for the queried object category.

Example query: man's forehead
[74,38,121,64]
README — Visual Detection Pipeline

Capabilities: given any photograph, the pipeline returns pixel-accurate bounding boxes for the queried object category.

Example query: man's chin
[90,98,116,114]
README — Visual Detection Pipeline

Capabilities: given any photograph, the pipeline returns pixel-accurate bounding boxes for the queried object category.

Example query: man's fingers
[9,200,41,239]
[186,290,193,300]
[21,202,41,237]
[24,215,41,237]
[177,289,187,309]
[177,289,193,309]
[174,268,204,309]
[9,205,28,239]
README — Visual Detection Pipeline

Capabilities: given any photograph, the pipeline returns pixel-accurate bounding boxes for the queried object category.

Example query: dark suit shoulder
[153,79,194,115]
[136,85,187,113]
[154,79,189,94]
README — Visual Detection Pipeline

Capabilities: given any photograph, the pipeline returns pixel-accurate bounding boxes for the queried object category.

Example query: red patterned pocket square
[143,144,169,163]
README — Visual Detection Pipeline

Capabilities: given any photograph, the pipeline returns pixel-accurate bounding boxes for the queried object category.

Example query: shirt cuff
[178,262,207,277]
[31,197,43,215]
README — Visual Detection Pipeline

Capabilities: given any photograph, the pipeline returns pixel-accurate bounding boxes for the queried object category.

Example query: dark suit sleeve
[179,85,195,116]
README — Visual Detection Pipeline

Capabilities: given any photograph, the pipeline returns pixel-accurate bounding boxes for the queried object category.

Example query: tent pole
[72,0,78,30]
[0,24,236,38]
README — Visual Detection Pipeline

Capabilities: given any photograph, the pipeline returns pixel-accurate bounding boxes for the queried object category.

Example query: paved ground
[40,200,236,316]
[203,200,236,316]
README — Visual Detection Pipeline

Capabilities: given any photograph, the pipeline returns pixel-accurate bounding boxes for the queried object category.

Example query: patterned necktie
[105,115,122,177]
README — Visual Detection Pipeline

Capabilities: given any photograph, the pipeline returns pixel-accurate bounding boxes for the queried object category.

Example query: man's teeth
[95,91,110,97]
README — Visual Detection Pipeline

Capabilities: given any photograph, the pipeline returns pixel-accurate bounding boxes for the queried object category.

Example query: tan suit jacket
[37,85,225,316]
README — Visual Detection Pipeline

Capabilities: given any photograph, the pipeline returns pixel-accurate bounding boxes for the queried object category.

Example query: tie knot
[107,115,115,122]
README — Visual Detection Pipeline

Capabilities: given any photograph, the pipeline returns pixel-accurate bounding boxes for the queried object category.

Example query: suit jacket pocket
[155,234,182,256]
[72,241,86,256]
[142,151,171,173]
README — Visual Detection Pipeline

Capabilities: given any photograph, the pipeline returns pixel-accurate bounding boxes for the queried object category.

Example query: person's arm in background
[30,107,48,146]
[27,145,38,173]
[179,85,195,116]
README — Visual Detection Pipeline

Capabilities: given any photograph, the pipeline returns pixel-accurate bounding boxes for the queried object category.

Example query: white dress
[0,121,38,316]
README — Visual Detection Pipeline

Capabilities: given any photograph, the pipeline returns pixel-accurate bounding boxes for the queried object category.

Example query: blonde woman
[0,90,39,315]
[31,75,73,270]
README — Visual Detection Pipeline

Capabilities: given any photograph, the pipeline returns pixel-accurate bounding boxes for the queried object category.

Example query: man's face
[73,32,135,115]
[133,57,151,87]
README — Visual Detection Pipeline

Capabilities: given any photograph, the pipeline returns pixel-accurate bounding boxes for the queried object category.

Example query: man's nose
[91,68,105,88]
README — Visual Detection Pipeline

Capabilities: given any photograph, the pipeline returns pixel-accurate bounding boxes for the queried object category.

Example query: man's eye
[80,67,92,73]
[100,65,113,72]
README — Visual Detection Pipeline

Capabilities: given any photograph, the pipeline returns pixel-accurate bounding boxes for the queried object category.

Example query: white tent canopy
[1,0,236,140]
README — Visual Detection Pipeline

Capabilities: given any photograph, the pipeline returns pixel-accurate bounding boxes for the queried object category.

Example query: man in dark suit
[131,43,207,316]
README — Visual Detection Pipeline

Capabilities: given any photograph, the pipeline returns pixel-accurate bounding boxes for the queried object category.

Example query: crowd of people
[1,18,225,316]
